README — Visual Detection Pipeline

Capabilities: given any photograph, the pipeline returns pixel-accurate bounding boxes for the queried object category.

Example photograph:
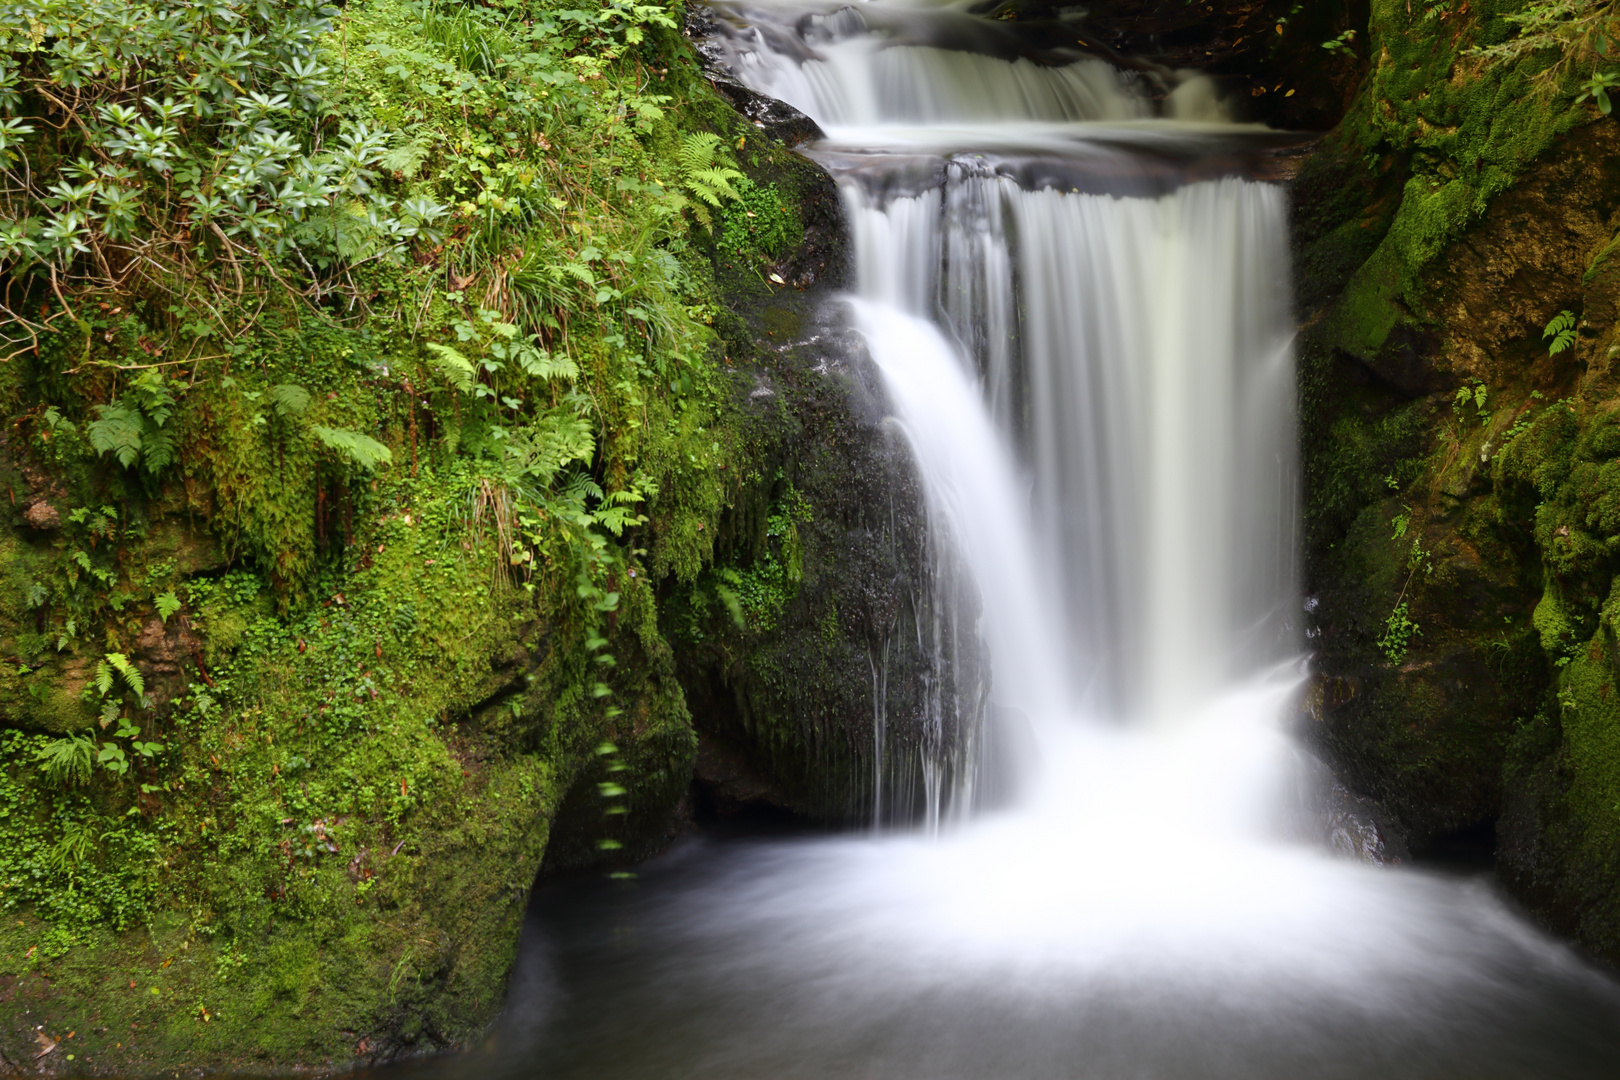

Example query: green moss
[1558,600,1620,852]
[0,0,795,1065]
[1533,584,1582,658]
[720,179,805,262]
[675,481,810,642]
[1312,0,1589,361]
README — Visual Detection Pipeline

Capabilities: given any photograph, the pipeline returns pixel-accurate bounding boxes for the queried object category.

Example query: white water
[473,6,1620,1078]
[846,173,1297,726]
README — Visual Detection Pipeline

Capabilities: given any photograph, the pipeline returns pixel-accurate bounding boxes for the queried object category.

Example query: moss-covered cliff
[0,0,941,1070]
[1295,0,1620,961]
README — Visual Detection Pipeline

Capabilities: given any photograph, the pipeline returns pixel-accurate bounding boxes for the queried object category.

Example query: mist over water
[411,4,1620,1077]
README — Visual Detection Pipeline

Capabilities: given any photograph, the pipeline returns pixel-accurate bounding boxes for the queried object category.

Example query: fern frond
[425,342,478,393]
[87,403,144,468]
[141,425,178,474]
[311,426,394,469]
[678,132,723,173]
[270,383,311,417]
[515,341,579,381]
[35,734,95,786]
[106,652,145,698]
[1544,309,1578,355]
[678,133,745,209]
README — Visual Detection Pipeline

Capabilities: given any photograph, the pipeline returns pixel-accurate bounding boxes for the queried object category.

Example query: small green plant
[720,179,803,260]
[35,734,95,786]
[1452,380,1489,424]
[43,819,99,873]
[1544,309,1578,354]
[1322,29,1357,54]
[88,651,163,775]
[1378,602,1421,664]
[1407,536,1434,576]
[86,370,179,474]
[675,133,745,224]
[1576,67,1620,113]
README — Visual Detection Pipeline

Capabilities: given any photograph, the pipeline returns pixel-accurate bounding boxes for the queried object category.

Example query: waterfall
[484,9,1620,1077]
[847,174,1298,724]
[717,0,1302,819]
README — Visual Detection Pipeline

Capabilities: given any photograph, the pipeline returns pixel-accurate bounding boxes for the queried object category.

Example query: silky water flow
[390,4,1620,1077]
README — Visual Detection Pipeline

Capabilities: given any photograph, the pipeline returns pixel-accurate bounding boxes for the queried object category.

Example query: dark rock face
[1291,1,1620,960]
[674,289,990,825]
[645,40,990,825]
[687,5,827,148]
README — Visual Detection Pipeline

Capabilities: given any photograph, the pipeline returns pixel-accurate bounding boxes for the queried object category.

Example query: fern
[270,383,311,417]
[35,734,95,786]
[311,426,394,469]
[155,589,182,623]
[503,407,595,491]
[593,488,650,537]
[510,338,579,382]
[1544,309,1578,355]
[141,424,178,473]
[677,132,745,211]
[425,342,478,393]
[86,370,179,473]
[87,402,146,468]
[96,652,145,699]
[379,132,433,178]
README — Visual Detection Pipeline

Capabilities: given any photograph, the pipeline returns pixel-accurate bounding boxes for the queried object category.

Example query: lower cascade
[480,4,1620,1077]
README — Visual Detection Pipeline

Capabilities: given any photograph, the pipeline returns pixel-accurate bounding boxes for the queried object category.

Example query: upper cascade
[706,2,1227,129]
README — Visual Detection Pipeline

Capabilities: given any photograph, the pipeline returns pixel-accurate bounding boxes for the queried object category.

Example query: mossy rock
[1298,0,1620,963]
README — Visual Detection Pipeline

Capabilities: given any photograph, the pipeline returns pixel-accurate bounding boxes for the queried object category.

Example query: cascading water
[843,169,1297,725]
[414,5,1620,1078]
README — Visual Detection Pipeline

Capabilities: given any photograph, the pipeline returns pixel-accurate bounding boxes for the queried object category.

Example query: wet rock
[686,6,826,148]
[692,732,789,817]
[1286,750,1411,866]
[21,500,58,531]
[130,615,203,708]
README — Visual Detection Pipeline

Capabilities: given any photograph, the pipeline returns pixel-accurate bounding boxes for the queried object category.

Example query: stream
[393,3,1620,1076]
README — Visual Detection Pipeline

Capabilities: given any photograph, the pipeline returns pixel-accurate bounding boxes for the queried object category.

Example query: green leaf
[155,590,181,623]
[311,426,393,469]
[1544,309,1578,355]
[270,384,310,417]
[98,742,129,774]
[425,342,477,392]
[87,402,145,468]
[106,652,145,698]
